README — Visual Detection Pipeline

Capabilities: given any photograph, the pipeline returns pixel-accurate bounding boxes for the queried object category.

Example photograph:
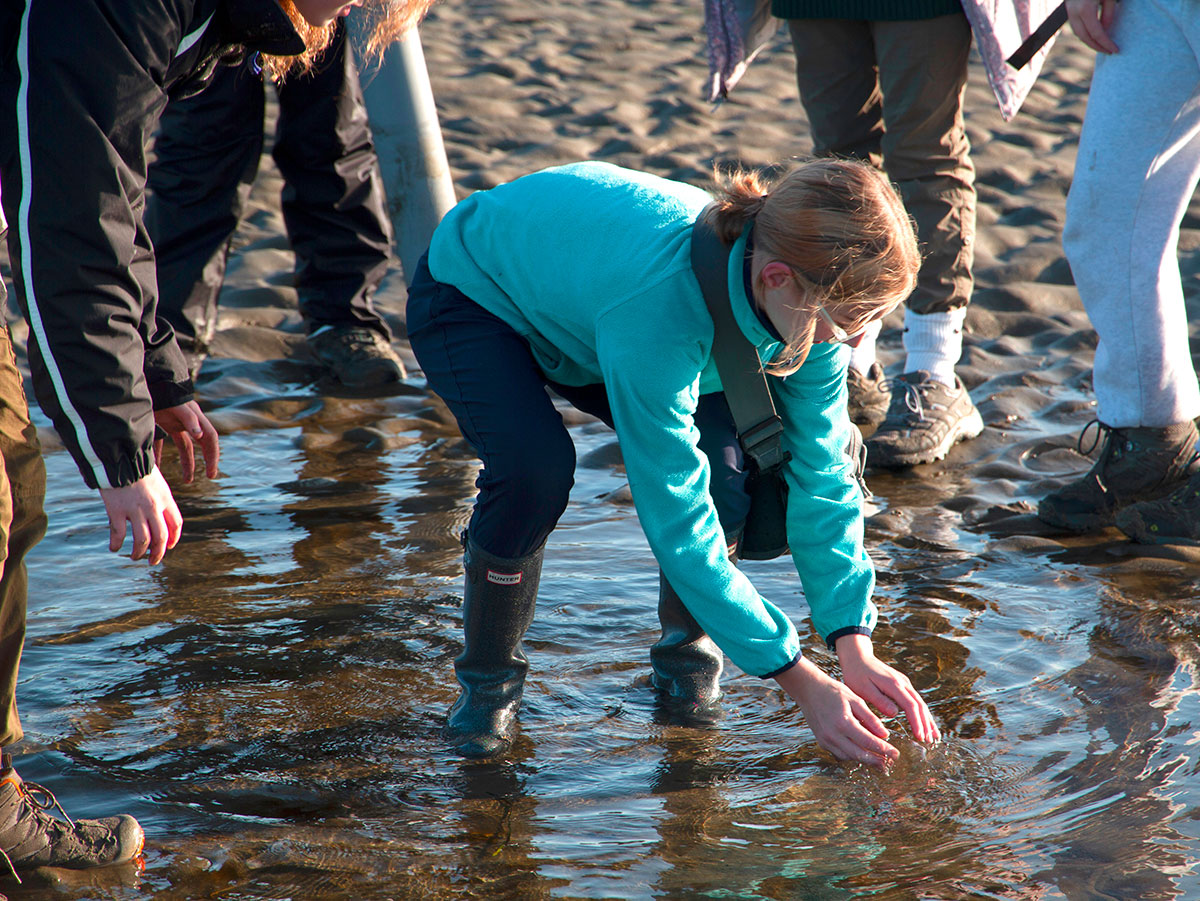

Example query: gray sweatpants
[1064,0,1200,428]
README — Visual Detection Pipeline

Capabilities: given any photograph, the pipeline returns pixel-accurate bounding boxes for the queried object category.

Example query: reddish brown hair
[264,0,435,79]
[702,159,920,375]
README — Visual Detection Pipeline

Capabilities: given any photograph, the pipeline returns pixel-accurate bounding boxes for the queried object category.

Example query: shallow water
[9,342,1200,900]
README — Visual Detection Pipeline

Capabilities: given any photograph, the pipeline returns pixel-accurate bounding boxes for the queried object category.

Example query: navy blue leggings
[406,253,750,559]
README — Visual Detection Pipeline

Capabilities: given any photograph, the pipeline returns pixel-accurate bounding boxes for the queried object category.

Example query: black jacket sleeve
[0,0,205,489]
[0,0,302,490]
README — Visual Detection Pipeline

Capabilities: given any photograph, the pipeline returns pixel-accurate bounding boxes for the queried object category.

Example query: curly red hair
[264,0,435,79]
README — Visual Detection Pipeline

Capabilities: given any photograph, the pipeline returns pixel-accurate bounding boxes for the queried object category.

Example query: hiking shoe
[308,324,406,387]
[866,371,983,467]
[1116,471,1200,544]
[846,362,890,427]
[1038,420,1200,533]
[0,756,144,872]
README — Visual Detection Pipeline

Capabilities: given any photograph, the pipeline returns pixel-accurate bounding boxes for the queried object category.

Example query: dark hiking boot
[1038,420,1200,533]
[866,371,983,467]
[0,757,143,873]
[846,362,890,428]
[446,534,542,758]
[1116,470,1200,544]
[308,324,406,387]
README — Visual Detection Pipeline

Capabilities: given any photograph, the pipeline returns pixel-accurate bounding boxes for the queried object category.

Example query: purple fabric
[705,0,1063,119]
[703,0,780,102]
[960,0,1063,120]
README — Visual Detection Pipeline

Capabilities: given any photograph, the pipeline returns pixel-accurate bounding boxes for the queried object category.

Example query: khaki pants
[786,14,976,314]
[0,306,48,747]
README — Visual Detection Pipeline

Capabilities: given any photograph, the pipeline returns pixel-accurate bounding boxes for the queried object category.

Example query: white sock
[903,308,966,387]
[847,319,882,375]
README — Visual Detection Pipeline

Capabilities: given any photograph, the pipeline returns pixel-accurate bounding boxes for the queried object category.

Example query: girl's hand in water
[835,633,941,744]
[153,401,220,483]
[775,656,899,769]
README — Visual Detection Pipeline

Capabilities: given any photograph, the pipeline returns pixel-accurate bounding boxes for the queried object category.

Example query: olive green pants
[786,14,976,314]
[0,314,48,747]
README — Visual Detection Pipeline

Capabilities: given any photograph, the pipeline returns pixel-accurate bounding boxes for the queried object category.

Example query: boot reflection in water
[445,532,543,758]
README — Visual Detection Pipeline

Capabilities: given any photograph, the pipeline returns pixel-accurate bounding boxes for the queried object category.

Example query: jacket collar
[217,0,307,56]
[728,225,784,365]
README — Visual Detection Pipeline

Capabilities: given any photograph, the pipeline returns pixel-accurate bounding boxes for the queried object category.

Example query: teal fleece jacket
[428,162,876,677]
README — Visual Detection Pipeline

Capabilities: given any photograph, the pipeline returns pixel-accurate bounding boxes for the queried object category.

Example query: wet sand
[4,1,1200,898]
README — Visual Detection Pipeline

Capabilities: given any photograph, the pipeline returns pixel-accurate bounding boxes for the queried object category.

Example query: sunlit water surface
[8,349,1200,901]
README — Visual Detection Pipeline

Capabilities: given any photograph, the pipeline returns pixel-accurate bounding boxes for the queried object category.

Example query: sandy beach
[3,2,1200,898]
[161,0,1200,568]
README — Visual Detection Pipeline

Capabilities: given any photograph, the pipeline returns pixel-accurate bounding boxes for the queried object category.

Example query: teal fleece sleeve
[595,286,803,678]
[773,343,877,643]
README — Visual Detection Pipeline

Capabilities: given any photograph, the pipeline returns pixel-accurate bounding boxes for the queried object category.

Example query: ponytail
[700,168,770,245]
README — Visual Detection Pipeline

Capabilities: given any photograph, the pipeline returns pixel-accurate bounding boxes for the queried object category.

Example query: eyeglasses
[813,300,851,343]
[783,265,852,343]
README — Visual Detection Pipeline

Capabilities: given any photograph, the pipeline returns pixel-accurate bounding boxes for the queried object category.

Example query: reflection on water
[8,344,1200,901]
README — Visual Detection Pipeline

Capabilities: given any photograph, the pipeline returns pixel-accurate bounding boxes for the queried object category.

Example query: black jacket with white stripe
[0,0,304,489]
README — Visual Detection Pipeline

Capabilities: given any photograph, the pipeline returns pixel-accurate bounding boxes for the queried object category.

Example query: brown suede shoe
[0,756,143,872]
[308,324,406,387]
[866,371,983,467]
[846,362,890,427]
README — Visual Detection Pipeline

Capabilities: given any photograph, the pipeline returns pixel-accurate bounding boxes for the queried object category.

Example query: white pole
[356,26,457,282]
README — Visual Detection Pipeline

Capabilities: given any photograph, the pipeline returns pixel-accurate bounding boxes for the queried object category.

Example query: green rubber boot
[445,533,543,758]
